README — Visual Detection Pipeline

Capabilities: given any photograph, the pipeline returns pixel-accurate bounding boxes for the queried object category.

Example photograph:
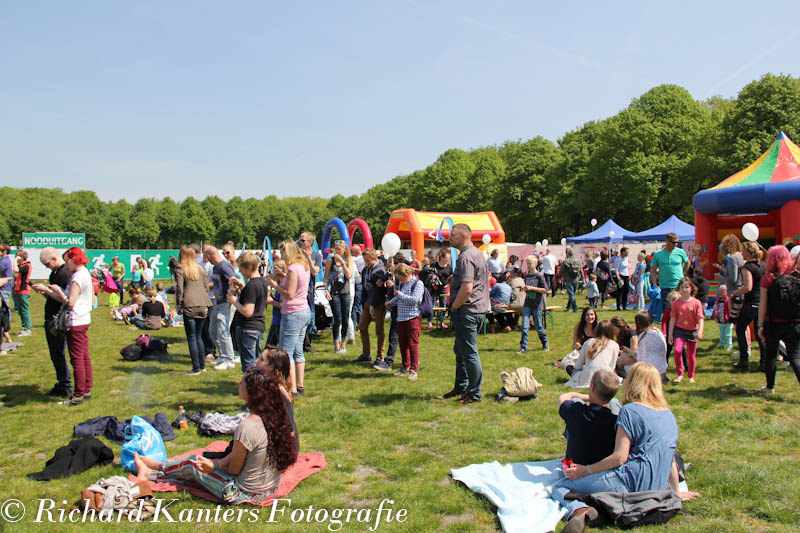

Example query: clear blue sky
[1,1,797,202]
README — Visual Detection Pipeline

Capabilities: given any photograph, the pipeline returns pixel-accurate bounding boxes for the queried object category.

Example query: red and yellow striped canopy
[713,132,800,189]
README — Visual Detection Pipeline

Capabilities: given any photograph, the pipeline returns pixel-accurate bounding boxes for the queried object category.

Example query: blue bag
[414,279,434,319]
[120,415,168,472]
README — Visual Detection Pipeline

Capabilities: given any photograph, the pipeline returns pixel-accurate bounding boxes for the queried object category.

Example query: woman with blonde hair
[732,241,765,371]
[554,362,698,531]
[175,245,213,375]
[323,240,354,353]
[267,240,310,397]
[714,233,745,320]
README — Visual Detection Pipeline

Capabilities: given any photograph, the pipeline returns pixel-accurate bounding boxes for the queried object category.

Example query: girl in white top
[565,320,620,389]
[46,247,94,405]
[619,312,668,378]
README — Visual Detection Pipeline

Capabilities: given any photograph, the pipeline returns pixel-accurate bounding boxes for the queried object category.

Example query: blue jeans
[520,300,548,350]
[661,287,675,310]
[235,325,265,372]
[330,292,352,343]
[307,281,316,334]
[280,309,311,363]
[351,283,362,331]
[209,303,234,363]
[44,321,71,393]
[385,306,398,365]
[451,309,484,400]
[183,315,207,372]
[636,280,646,310]
[565,281,579,312]
[551,470,628,516]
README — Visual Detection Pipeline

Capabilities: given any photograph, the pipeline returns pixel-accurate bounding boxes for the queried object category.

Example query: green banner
[23,232,85,248]
[86,250,179,280]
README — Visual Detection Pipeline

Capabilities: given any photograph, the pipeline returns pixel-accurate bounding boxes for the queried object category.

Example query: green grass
[1,285,800,532]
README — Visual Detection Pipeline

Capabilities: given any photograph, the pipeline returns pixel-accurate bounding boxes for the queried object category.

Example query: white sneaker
[233,355,241,364]
[17,330,32,337]
[214,361,234,371]
[760,387,775,395]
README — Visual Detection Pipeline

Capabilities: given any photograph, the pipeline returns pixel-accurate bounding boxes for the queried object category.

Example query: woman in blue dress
[553,362,699,532]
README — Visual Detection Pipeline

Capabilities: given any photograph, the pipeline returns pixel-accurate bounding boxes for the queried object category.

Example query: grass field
[1,284,799,532]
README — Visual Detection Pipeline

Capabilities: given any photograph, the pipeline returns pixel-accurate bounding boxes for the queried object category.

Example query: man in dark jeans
[440,224,489,404]
[31,247,73,397]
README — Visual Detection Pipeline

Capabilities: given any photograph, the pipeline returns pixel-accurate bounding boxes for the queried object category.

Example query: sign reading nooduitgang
[22,232,86,249]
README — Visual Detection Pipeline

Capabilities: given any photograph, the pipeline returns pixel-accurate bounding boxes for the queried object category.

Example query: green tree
[179,197,215,244]
[722,73,800,173]
[126,199,161,248]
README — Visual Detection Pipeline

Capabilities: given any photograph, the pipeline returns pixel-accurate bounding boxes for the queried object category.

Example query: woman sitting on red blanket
[134,366,297,504]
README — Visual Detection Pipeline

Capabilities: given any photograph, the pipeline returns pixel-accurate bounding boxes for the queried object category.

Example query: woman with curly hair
[133,366,298,504]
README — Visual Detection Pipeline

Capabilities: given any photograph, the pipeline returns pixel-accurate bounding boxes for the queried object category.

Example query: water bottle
[178,405,188,430]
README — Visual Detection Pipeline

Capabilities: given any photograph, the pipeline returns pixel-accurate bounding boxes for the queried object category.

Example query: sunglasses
[224,251,232,256]
[298,239,306,244]
[669,240,679,244]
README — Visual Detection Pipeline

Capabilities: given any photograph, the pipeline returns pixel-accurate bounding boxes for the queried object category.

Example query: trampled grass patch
[1,287,799,532]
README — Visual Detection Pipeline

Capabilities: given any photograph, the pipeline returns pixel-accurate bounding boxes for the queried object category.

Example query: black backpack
[120,343,144,361]
[767,272,800,321]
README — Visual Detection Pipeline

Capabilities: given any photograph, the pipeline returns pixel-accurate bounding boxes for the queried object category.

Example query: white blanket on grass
[451,458,567,533]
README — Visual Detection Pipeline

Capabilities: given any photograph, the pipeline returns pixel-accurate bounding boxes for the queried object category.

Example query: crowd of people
[4,224,800,531]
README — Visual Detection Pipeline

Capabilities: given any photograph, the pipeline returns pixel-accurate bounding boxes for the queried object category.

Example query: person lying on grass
[133,366,297,504]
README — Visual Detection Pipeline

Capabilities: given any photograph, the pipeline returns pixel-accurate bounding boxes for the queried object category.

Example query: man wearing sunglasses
[650,232,689,311]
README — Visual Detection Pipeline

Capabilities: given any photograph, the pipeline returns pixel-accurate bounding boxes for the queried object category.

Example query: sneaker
[83,392,92,400]
[214,361,235,371]
[427,323,434,329]
[394,368,409,377]
[59,396,84,406]
[346,339,356,345]
[200,368,207,373]
[233,355,241,364]
[760,387,775,395]
[46,386,71,398]
[407,370,418,381]
[0,350,8,356]
[440,389,463,399]
[542,344,550,352]
[205,354,216,362]
[17,330,32,337]
[374,360,393,371]
[184,370,203,376]
[441,323,448,329]
[457,393,481,404]
[516,348,527,355]
[352,355,371,364]
[297,386,305,395]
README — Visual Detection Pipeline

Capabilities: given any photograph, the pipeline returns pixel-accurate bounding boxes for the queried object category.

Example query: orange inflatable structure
[384,209,506,259]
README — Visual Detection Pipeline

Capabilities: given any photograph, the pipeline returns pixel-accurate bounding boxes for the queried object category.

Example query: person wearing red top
[13,250,33,336]
[668,278,704,383]
[757,245,800,394]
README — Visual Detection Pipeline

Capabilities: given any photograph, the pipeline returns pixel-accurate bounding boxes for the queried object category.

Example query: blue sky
[1,1,797,202]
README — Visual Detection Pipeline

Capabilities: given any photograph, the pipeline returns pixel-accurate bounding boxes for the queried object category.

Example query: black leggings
[616,275,630,310]
[736,303,765,366]
[597,279,609,305]
[764,321,800,390]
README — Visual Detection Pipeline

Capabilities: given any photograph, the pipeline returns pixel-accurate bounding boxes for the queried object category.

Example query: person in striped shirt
[389,263,425,381]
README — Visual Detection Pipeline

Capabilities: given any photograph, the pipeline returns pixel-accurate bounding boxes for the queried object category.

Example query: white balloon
[742,222,759,242]
[591,218,598,227]
[535,241,542,248]
[792,245,800,257]
[381,232,401,257]
[143,268,154,282]
[482,234,491,244]
[542,239,549,247]
[561,238,567,246]
[609,231,616,238]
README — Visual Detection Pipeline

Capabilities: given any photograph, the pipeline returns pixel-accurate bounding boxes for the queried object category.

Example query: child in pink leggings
[668,277,704,383]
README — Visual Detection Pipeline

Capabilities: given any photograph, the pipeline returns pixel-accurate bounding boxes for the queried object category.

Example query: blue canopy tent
[565,220,636,243]
[622,215,695,242]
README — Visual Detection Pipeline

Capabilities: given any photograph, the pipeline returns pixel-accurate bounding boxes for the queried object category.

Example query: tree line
[2,73,799,249]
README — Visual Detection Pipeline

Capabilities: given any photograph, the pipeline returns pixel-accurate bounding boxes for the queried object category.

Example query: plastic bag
[108,292,121,307]
[120,416,167,472]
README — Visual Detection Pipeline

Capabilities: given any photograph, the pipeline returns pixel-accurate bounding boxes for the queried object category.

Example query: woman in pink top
[668,277,704,383]
[267,241,310,398]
